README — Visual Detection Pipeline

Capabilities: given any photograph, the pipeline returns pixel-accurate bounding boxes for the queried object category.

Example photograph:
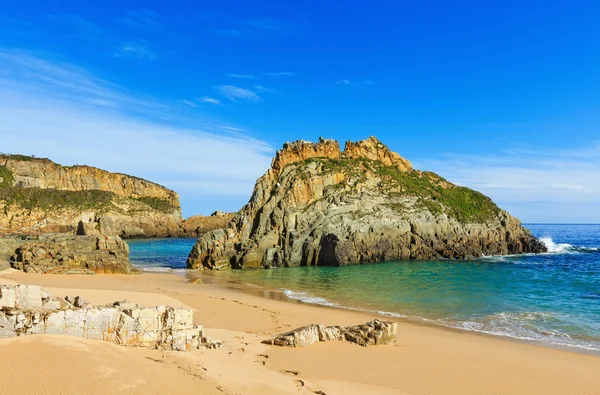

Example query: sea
[128,224,600,352]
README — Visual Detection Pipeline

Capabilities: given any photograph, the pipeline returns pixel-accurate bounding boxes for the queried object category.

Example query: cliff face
[0,155,182,237]
[188,137,546,269]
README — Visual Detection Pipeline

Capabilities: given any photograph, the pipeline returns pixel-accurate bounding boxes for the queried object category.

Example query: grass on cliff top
[0,188,116,211]
[0,187,178,213]
[0,165,14,187]
[292,157,501,223]
[0,154,52,162]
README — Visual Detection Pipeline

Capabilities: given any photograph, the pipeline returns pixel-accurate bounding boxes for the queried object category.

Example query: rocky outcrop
[0,155,182,237]
[188,136,546,269]
[0,284,222,351]
[262,319,397,347]
[10,231,131,274]
[180,211,235,237]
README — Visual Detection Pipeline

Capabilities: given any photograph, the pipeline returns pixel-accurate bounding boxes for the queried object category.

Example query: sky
[1,1,599,222]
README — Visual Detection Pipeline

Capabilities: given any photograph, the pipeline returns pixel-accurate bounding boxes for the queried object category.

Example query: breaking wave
[539,237,599,254]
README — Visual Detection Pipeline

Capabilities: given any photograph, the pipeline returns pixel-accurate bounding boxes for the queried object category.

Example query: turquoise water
[128,224,600,351]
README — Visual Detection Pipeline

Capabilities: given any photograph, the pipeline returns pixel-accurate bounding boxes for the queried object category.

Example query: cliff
[187,136,546,269]
[0,155,182,237]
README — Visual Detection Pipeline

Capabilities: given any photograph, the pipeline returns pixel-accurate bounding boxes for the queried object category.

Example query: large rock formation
[9,231,132,274]
[0,284,222,351]
[188,137,546,269]
[0,155,182,237]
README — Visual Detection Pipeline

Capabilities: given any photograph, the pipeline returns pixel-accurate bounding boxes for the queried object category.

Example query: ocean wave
[280,288,600,352]
[452,311,600,352]
[282,289,340,307]
[539,237,599,254]
[133,266,189,273]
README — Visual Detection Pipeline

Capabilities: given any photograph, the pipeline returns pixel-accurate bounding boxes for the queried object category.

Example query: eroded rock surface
[262,319,397,347]
[10,231,132,274]
[188,136,546,269]
[0,284,222,351]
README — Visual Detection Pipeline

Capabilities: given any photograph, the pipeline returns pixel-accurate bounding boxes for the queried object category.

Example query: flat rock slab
[262,319,397,347]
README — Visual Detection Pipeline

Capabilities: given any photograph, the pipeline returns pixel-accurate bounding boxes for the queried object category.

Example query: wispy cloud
[182,99,198,107]
[0,49,273,215]
[0,50,161,112]
[416,145,600,222]
[225,73,255,79]
[336,79,377,86]
[114,40,157,60]
[217,85,260,102]
[262,71,295,77]
[117,10,160,30]
[245,17,283,30]
[199,97,222,105]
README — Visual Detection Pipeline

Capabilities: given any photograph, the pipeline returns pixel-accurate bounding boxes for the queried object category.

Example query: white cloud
[114,40,157,60]
[199,97,222,105]
[262,71,295,77]
[217,85,260,102]
[336,79,377,86]
[245,18,282,30]
[182,99,198,107]
[416,146,600,223]
[225,73,255,79]
[117,10,160,30]
[0,49,273,216]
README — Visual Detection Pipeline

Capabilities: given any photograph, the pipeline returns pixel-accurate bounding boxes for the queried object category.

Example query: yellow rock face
[0,155,182,237]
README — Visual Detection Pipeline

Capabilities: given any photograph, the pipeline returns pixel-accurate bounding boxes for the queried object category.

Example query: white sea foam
[282,289,340,307]
[281,288,600,352]
[539,237,599,254]
[540,237,574,253]
[133,266,189,273]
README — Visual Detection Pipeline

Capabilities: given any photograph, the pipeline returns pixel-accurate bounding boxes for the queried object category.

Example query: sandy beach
[1,269,599,395]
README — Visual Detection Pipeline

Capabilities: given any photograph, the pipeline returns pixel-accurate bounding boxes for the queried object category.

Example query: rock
[188,136,546,270]
[262,319,397,347]
[112,300,139,310]
[0,284,222,351]
[9,231,132,274]
[180,213,235,237]
[0,154,183,238]
[188,277,203,284]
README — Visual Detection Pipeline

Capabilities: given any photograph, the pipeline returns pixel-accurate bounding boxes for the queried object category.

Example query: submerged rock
[262,319,397,347]
[187,136,546,269]
[0,284,222,351]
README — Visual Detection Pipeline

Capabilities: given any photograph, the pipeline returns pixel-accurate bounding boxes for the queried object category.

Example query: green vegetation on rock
[0,165,14,187]
[0,188,116,211]
[292,157,500,223]
[0,187,177,214]
[133,196,177,213]
[1,154,51,162]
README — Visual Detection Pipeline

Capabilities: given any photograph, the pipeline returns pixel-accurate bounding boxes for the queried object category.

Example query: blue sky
[1,1,599,222]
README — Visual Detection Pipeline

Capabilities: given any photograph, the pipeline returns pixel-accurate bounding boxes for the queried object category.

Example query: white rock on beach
[0,284,222,351]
